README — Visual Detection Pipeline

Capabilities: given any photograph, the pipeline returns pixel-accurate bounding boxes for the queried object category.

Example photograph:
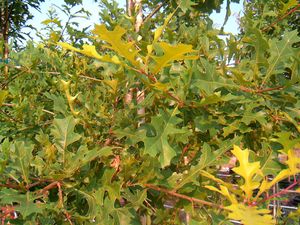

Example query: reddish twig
[144,183,224,209]
[64,210,74,225]
[179,144,191,164]
[1,205,17,225]
[258,179,299,205]
[262,4,300,32]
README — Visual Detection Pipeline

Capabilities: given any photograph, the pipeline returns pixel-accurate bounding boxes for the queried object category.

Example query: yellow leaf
[256,169,291,199]
[257,148,300,198]
[58,42,120,64]
[0,90,8,107]
[201,170,227,186]
[50,32,59,42]
[280,0,298,15]
[146,9,177,66]
[150,42,198,74]
[151,82,169,91]
[92,25,141,67]
[231,145,261,199]
[103,80,118,94]
[225,204,276,225]
[154,10,177,43]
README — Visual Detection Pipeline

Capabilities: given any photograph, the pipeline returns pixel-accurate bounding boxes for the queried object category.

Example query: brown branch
[143,2,166,24]
[255,86,284,93]
[0,183,21,190]
[262,4,300,32]
[144,183,224,209]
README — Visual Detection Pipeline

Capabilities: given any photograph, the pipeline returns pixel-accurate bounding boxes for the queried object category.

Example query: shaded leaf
[51,116,81,152]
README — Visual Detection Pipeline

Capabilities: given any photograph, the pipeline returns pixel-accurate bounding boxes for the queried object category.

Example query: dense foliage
[0,0,299,224]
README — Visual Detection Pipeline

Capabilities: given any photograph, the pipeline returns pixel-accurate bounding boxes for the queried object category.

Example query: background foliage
[0,0,299,224]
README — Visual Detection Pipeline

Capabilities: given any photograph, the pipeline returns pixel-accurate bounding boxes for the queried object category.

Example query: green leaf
[179,0,197,13]
[169,137,241,190]
[280,0,298,14]
[244,27,269,67]
[193,59,237,95]
[262,30,300,86]
[144,107,188,167]
[51,116,81,155]
[11,141,34,184]
[270,131,300,153]
[65,145,112,175]
[0,189,44,218]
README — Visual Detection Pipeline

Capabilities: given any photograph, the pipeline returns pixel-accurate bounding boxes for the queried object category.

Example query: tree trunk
[0,2,9,80]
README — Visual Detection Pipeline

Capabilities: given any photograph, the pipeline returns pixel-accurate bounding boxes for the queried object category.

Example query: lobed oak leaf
[150,42,198,74]
[58,42,120,64]
[92,25,141,67]
[231,145,261,199]
[225,204,276,225]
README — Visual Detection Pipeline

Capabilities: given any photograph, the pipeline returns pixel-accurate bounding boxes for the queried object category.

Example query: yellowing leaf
[103,79,118,94]
[205,185,237,204]
[201,170,227,186]
[146,10,177,66]
[92,25,140,67]
[151,82,169,91]
[58,42,120,64]
[225,204,276,225]
[154,10,177,42]
[280,0,298,15]
[256,169,291,199]
[150,42,198,74]
[255,148,299,200]
[0,90,8,107]
[286,148,300,173]
[231,145,261,199]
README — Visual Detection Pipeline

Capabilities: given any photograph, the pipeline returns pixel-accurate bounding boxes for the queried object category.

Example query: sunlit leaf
[225,204,276,225]
[231,145,261,199]
[92,24,140,67]
[150,42,198,74]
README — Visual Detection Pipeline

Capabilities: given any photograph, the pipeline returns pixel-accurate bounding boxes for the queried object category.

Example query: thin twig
[258,179,299,205]
[143,2,166,24]
[144,183,224,209]
[1,103,55,116]
[240,85,284,94]
[79,74,103,82]
[262,4,300,32]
